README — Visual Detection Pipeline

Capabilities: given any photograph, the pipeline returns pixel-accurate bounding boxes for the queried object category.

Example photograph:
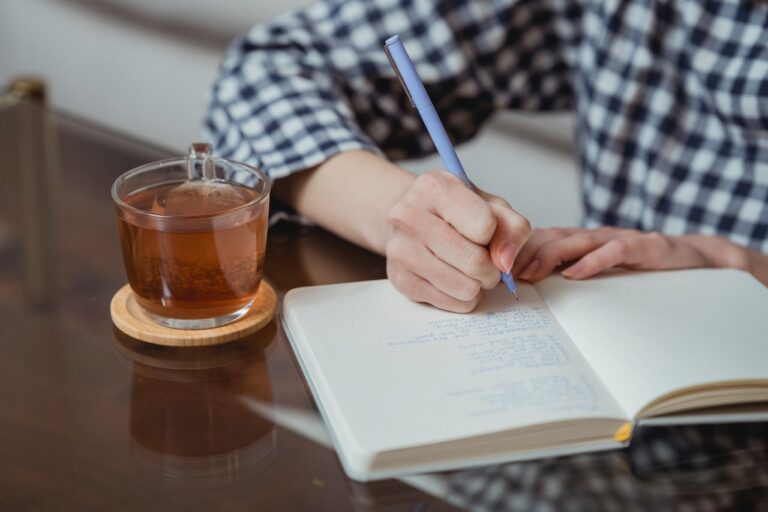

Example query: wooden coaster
[110,282,277,347]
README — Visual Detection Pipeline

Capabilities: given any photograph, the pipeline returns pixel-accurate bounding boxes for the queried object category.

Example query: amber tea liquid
[116,180,268,320]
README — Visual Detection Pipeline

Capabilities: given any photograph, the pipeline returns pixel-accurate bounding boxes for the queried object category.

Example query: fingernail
[562,262,584,278]
[500,243,516,273]
[520,260,540,280]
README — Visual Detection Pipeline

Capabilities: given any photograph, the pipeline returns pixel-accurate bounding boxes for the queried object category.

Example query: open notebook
[282,269,768,481]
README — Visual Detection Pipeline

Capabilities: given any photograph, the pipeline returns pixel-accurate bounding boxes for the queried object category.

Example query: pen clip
[384,44,415,108]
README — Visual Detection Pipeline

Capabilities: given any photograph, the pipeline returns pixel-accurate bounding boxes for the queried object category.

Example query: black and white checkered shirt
[205,0,768,251]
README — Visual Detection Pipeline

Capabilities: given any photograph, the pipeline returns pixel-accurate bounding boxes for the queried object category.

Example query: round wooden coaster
[110,282,277,347]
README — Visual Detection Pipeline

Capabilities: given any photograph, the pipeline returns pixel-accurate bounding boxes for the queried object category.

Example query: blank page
[283,280,625,459]
[535,269,768,419]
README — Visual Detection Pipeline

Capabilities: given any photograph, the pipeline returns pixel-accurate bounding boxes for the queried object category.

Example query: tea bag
[158,142,251,216]
[163,180,249,216]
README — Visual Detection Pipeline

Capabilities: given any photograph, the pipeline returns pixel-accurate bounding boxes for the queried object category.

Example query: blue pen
[384,35,518,298]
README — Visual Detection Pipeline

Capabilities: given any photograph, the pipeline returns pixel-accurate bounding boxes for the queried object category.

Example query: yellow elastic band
[614,422,633,442]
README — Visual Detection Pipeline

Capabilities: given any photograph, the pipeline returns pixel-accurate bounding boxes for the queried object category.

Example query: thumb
[487,201,532,274]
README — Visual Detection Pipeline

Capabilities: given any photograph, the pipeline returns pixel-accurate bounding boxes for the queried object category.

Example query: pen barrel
[384,39,433,109]
[385,37,471,189]
[418,106,472,189]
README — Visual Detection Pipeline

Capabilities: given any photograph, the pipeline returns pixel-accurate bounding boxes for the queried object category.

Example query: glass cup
[112,143,271,329]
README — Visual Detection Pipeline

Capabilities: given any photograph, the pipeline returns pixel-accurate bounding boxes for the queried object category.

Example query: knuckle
[460,295,482,313]
[584,231,602,245]
[511,215,532,238]
[473,204,497,242]
[386,203,414,231]
[639,232,672,256]
[643,231,668,246]
[486,195,510,208]
[609,238,631,257]
[464,244,490,273]
[385,203,403,227]
[415,171,445,192]
[455,279,481,302]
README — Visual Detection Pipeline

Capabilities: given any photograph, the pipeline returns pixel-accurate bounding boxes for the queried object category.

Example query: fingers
[486,198,532,274]
[413,212,501,290]
[561,238,634,279]
[562,232,707,279]
[415,172,498,245]
[387,261,481,313]
[504,225,713,284]
[386,234,482,301]
[512,227,575,278]
[520,230,621,282]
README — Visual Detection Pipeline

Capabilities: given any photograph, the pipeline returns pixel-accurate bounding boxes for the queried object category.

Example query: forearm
[272,150,415,255]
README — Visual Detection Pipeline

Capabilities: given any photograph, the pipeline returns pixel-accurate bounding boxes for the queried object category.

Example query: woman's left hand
[513,227,760,283]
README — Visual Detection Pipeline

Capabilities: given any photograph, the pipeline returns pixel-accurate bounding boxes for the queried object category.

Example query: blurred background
[0,0,581,227]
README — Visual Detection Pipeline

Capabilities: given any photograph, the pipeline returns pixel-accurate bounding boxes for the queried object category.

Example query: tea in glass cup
[112,143,270,329]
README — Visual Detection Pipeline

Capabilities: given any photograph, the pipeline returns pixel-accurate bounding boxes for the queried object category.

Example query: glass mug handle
[187,142,216,181]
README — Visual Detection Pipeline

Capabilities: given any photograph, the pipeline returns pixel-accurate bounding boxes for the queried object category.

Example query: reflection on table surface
[439,423,768,511]
[114,327,277,486]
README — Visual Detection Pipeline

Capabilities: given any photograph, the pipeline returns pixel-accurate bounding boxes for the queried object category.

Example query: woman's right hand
[385,171,531,312]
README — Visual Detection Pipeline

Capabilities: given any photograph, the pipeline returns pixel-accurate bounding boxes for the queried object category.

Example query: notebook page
[284,280,625,455]
[535,269,768,419]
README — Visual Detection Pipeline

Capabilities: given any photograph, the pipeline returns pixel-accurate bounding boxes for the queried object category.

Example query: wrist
[276,150,416,256]
[681,234,752,271]
[373,168,416,253]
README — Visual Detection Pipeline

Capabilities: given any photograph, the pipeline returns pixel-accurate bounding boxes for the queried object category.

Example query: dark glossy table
[1,96,767,512]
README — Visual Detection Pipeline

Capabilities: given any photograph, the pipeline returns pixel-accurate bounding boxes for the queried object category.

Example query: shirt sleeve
[205,0,579,179]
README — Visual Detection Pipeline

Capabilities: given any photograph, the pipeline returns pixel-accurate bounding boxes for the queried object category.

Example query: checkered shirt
[205,0,768,251]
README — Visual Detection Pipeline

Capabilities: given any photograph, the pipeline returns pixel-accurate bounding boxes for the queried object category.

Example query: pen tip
[501,271,518,297]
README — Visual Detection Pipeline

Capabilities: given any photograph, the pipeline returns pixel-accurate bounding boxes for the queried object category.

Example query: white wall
[0,0,227,150]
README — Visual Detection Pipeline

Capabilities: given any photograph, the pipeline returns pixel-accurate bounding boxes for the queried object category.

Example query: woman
[207,0,768,311]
